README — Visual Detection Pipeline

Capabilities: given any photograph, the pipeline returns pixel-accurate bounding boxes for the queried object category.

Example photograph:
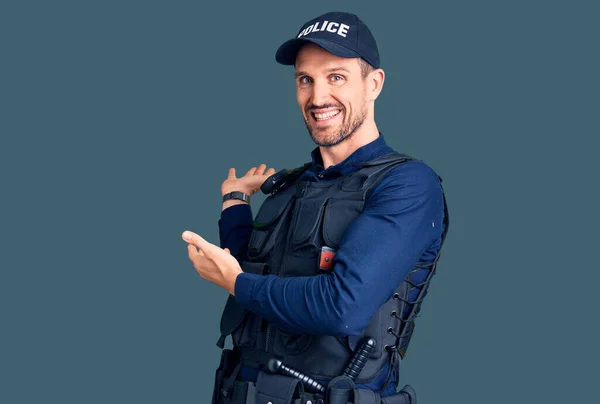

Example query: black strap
[223,191,250,203]
[326,375,355,404]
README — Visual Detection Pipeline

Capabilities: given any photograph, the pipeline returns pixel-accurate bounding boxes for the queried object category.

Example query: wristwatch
[222,191,250,203]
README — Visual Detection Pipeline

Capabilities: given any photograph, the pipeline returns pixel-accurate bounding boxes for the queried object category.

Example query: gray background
[1,0,598,403]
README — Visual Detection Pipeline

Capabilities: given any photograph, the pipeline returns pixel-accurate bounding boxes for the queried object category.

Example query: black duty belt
[231,378,415,404]
[227,337,417,404]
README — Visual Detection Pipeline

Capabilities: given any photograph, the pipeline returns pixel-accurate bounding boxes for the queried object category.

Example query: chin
[310,129,349,148]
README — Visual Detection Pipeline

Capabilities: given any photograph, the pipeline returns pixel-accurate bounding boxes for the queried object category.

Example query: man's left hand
[182,230,242,295]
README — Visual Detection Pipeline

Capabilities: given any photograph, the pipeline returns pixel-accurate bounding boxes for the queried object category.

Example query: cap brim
[275,38,362,65]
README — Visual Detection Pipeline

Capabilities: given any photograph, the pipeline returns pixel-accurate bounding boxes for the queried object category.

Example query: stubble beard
[304,102,368,148]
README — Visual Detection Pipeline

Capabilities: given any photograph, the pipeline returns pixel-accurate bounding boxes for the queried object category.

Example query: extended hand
[182,230,243,295]
[222,163,276,197]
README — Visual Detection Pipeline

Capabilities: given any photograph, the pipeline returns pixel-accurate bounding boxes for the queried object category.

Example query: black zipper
[265,323,272,354]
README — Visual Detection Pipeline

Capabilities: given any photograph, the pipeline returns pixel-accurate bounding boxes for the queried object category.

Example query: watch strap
[222,191,250,203]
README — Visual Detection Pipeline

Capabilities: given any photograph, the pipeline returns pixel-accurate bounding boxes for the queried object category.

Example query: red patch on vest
[319,246,336,272]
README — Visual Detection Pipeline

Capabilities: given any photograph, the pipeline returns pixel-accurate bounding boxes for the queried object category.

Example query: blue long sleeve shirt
[218,134,446,393]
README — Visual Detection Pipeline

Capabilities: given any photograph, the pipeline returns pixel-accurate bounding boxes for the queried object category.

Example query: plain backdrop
[1,1,598,403]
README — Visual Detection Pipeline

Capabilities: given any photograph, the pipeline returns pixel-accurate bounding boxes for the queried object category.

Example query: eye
[298,76,312,85]
[330,75,344,82]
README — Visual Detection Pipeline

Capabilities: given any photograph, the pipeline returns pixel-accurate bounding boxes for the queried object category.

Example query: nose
[310,80,330,107]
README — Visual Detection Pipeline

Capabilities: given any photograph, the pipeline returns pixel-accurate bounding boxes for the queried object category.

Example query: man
[182,11,449,404]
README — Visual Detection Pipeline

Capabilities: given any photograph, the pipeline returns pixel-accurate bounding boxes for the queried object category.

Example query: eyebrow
[295,67,352,78]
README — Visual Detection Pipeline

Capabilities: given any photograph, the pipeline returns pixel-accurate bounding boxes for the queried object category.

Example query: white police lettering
[338,23,349,37]
[312,21,326,32]
[297,21,350,38]
[326,22,339,33]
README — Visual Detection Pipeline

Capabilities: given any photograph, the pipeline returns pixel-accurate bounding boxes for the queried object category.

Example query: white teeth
[314,110,340,120]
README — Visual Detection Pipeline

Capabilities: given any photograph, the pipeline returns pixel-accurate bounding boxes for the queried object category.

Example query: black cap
[275,12,380,69]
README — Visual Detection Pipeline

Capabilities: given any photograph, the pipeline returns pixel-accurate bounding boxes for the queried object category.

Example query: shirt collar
[308,133,393,178]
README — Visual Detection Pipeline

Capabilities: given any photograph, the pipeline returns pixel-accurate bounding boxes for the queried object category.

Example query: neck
[319,120,380,169]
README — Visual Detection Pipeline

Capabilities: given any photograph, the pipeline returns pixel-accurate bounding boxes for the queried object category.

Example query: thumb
[224,248,231,255]
[227,167,236,179]
[182,231,210,251]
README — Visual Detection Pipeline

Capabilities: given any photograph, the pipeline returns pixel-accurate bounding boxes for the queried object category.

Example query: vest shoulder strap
[353,151,417,167]
[342,151,418,194]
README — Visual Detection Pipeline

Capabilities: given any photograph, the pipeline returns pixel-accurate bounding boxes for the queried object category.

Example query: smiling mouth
[311,109,341,121]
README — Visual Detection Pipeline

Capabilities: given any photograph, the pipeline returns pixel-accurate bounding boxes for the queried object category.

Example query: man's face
[294,44,369,148]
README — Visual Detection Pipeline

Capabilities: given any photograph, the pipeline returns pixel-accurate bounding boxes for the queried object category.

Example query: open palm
[221,163,276,196]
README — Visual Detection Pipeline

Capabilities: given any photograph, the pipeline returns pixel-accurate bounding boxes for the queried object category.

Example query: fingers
[244,164,274,177]
[187,243,201,260]
[183,231,230,265]
[227,168,236,179]
[187,243,205,255]
[254,164,267,175]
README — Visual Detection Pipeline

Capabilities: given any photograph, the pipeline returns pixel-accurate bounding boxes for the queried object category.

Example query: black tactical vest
[217,151,449,387]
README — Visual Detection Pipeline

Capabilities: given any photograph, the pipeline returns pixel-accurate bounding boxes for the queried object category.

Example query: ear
[369,68,385,101]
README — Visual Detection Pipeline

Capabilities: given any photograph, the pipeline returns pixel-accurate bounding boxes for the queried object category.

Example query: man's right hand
[221,164,276,209]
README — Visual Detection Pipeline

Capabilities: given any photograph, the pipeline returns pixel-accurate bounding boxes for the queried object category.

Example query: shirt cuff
[234,271,261,305]
[221,203,253,225]
[218,203,253,245]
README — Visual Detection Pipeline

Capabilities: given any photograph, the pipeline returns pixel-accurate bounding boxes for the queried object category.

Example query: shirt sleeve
[218,203,254,263]
[233,161,447,336]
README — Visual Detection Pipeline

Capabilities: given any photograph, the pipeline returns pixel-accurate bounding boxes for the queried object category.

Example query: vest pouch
[212,348,241,404]
[322,198,364,249]
[292,391,322,404]
[290,198,328,250]
[254,371,304,404]
[248,191,295,261]
[230,311,261,349]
